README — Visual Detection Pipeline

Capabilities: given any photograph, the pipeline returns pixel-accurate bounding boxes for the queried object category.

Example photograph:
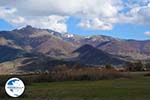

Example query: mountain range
[0,25,150,74]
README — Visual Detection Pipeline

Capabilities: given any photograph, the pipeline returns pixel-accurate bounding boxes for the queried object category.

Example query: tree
[105,64,113,69]
[134,61,143,71]
[73,62,82,69]
[145,63,150,70]
[125,62,135,71]
[54,64,68,72]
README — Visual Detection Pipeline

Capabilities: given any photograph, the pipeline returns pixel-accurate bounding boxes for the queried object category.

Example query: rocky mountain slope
[73,44,125,65]
[1,25,150,61]
[0,25,150,74]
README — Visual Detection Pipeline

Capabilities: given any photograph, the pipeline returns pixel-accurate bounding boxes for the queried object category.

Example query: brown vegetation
[0,65,129,87]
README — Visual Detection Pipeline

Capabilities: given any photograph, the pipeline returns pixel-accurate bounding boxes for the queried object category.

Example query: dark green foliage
[0,75,12,86]
[0,87,7,98]
[125,61,144,71]
[105,64,113,69]
[125,62,135,71]
[73,62,82,69]
[21,77,150,100]
[145,63,150,70]
[144,73,150,77]
[134,61,143,71]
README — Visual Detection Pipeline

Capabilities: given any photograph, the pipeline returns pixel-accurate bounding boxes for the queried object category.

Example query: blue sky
[67,17,150,40]
[0,19,14,30]
[0,0,150,40]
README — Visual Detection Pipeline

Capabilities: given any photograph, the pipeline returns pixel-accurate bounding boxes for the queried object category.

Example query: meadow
[0,71,150,100]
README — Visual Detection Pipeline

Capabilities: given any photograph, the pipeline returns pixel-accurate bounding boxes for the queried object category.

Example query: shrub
[144,73,150,77]
[105,64,113,69]
[125,61,144,71]
[145,63,150,70]
[0,87,8,98]
[0,67,130,85]
[0,75,12,86]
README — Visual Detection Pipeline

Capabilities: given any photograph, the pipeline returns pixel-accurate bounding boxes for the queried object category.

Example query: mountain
[65,34,150,60]
[1,25,150,69]
[62,34,150,60]
[73,44,125,65]
[1,25,150,61]
[0,45,24,63]
[1,25,150,60]
[96,39,150,60]
[80,35,119,47]
[0,25,78,57]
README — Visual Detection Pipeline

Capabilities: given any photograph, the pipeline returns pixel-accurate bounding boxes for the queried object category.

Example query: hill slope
[73,44,125,65]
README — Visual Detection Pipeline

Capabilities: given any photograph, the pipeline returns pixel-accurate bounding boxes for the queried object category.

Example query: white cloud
[0,0,149,32]
[144,31,150,36]
[0,0,122,31]
[9,16,25,24]
[76,0,121,30]
[119,4,150,25]
[25,15,68,33]
[1,0,121,17]
[78,18,113,30]
[0,7,17,17]
[0,7,25,25]
[0,6,67,32]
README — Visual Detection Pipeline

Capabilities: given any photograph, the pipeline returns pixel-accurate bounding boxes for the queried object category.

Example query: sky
[0,0,150,40]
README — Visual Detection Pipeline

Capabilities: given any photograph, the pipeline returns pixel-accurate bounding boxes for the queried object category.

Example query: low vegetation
[1,76,150,100]
[0,65,129,87]
[125,61,150,71]
[1,63,150,99]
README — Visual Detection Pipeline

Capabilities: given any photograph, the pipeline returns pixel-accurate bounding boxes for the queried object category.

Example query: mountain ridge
[0,25,150,66]
[1,25,150,74]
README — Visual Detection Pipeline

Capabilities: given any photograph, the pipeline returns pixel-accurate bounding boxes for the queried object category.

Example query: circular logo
[5,78,25,98]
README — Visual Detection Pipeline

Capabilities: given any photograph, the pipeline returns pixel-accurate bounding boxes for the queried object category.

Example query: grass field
[1,72,150,100]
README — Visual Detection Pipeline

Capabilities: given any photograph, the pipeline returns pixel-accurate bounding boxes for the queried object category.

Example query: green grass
[1,76,150,100]
[123,71,150,77]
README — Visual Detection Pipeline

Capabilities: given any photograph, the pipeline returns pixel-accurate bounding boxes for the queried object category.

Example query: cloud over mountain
[144,31,150,36]
[0,0,149,32]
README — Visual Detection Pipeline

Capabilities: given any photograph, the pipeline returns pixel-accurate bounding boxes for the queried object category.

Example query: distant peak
[23,25,38,30]
[20,25,54,33]
[20,25,40,32]
[25,25,33,28]
[13,25,42,35]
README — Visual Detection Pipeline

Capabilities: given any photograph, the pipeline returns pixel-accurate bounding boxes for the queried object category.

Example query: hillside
[97,39,150,60]
[73,44,125,65]
[0,26,150,74]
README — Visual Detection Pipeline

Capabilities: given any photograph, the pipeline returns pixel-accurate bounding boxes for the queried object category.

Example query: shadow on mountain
[18,57,76,72]
[73,44,125,65]
[0,46,25,63]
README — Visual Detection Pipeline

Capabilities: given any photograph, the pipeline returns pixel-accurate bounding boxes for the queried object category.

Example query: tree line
[124,61,150,71]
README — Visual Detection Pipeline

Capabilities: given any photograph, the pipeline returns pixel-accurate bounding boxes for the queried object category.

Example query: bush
[105,64,113,69]
[125,61,144,71]
[0,67,129,85]
[144,73,150,77]
[145,63,150,70]
[0,87,8,98]
[0,75,12,86]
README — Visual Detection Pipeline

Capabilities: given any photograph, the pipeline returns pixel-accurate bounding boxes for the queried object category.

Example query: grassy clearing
[1,76,150,100]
